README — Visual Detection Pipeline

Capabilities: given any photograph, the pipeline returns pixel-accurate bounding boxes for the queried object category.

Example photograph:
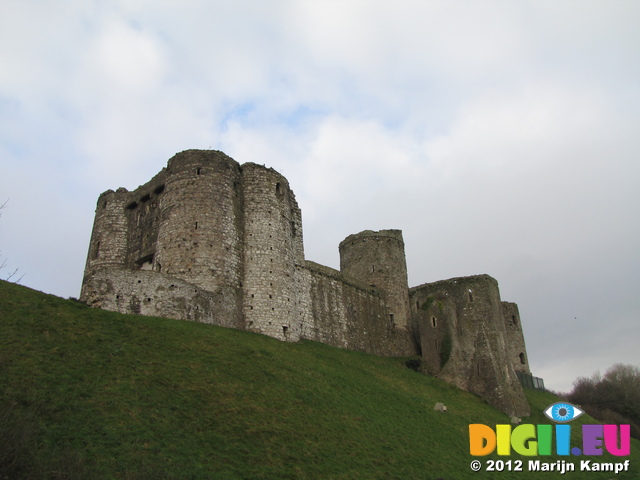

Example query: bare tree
[0,199,24,283]
[568,363,640,439]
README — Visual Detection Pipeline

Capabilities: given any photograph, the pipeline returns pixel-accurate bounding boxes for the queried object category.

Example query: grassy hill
[1,279,638,479]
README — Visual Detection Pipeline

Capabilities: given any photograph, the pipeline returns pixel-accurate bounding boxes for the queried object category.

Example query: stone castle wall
[299,261,418,356]
[80,268,240,328]
[81,149,533,417]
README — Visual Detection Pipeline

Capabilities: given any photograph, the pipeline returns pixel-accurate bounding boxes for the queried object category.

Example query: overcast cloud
[1,0,638,392]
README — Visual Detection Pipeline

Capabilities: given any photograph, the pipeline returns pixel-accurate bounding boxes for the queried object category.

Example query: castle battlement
[81,149,532,417]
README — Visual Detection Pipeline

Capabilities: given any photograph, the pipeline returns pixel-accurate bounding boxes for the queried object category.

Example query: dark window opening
[519,352,526,365]
[196,167,201,175]
[389,313,395,325]
[92,241,100,260]
[126,201,138,210]
[195,222,198,230]
[275,182,281,195]
[512,315,518,326]
[431,316,437,328]
[282,325,288,335]
[136,254,154,271]
[140,194,151,202]
[154,184,165,195]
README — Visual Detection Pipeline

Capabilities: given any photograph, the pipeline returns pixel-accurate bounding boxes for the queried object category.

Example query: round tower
[155,150,244,295]
[83,188,129,275]
[339,230,411,330]
[241,163,303,341]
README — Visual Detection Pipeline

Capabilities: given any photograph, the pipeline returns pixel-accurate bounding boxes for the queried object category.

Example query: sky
[1,0,638,393]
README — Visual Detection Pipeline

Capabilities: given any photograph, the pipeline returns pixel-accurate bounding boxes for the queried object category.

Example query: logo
[544,402,584,423]
[469,401,631,457]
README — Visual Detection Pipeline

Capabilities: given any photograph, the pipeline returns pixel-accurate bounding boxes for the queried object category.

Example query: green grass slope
[1,280,638,479]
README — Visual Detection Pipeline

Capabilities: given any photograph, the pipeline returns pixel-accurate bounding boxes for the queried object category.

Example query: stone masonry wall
[81,268,242,328]
[298,261,419,356]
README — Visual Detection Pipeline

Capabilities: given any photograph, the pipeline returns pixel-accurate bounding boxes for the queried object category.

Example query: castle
[81,149,532,417]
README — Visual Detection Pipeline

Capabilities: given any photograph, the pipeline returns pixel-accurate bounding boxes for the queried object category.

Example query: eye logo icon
[544,402,584,423]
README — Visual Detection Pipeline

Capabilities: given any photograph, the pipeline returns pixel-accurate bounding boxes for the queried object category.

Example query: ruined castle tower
[502,302,531,375]
[339,230,412,331]
[410,275,530,417]
[81,148,535,418]
[241,163,305,341]
[155,151,244,296]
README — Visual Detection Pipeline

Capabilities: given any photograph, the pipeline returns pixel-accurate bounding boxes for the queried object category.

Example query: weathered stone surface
[81,149,533,416]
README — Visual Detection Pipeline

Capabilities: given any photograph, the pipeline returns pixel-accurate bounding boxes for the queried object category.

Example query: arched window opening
[519,352,526,365]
